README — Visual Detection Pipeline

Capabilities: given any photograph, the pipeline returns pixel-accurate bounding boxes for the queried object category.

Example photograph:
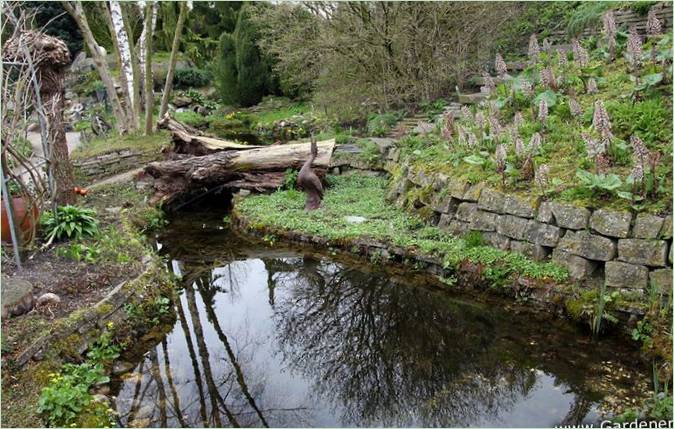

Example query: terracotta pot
[1,196,40,244]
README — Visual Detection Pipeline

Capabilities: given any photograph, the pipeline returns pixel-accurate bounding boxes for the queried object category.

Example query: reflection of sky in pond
[112,221,647,428]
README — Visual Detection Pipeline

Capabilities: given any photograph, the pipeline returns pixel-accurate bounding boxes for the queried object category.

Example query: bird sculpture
[297,136,324,210]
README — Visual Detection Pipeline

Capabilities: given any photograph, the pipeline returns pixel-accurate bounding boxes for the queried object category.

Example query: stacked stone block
[388,167,673,292]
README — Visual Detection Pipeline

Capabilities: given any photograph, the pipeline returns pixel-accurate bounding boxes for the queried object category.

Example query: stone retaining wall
[388,165,673,292]
[73,149,161,182]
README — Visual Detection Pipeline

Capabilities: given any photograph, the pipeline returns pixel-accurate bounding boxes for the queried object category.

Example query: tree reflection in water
[113,220,647,428]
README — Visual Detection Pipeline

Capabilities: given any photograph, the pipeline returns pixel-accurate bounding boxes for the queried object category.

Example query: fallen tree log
[157,113,265,155]
[143,139,335,206]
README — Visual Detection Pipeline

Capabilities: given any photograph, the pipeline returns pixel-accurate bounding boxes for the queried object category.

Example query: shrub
[367,112,401,137]
[208,115,258,143]
[173,67,211,89]
[175,110,209,128]
[41,205,99,242]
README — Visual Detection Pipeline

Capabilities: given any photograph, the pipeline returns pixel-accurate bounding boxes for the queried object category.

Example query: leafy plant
[367,112,402,137]
[173,67,212,89]
[86,330,121,363]
[282,168,298,190]
[56,242,100,263]
[41,205,99,242]
[576,169,623,196]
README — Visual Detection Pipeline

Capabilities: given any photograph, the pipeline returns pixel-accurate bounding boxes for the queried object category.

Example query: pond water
[112,213,650,428]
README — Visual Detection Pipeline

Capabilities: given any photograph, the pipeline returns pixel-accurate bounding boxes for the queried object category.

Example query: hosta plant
[41,205,99,242]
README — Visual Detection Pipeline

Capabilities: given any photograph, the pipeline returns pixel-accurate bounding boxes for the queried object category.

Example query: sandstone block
[589,209,632,238]
[503,195,538,218]
[482,232,511,250]
[605,261,649,289]
[632,214,665,239]
[496,215,531,241]
[557,230,617,261]
[618,239,668,267]
[510,240,551,261]
[478,188,506,213]
[462,183,484,202]
[471,210,500,232]
[437,214,452,230]
[525,221,562,247]
[649,268,672,293]
[660,215,672,239]
[430,194,460,215]
[537,201,554,223]
[552,248,598,280]
[447,220,471,237]
[550,202,591,230]
[456,202,478,222]
[446,178,469,199]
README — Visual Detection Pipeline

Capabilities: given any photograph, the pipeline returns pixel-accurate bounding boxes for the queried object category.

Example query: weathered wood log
[144,139,335,206]
[157,113,264,155]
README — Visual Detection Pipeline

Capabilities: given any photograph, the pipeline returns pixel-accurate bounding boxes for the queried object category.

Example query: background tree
[158,1,189,119]
[143,2,155,135]
[23,2,83,57]
[62,0,129,134]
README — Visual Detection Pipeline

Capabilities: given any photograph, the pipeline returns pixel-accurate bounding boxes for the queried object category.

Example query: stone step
[458,92,488,105]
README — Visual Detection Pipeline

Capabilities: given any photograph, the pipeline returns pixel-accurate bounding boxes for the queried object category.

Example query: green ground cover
[396,32,672,214]
[235,174,568,285]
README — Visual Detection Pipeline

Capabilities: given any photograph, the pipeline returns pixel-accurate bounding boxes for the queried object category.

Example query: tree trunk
[143,139,335,205]
[109,1,137,130]
[62,1,128,134]
[158,1,188,119]
[138,2,158,113]
[144,2,155,135]
[122,2,142,130]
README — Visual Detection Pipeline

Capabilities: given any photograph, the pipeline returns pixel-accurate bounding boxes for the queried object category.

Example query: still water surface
[112,213,649,428]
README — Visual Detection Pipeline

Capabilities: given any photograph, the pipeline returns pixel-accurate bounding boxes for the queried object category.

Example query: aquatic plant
[626,26,643,70]
[592,100,613,148]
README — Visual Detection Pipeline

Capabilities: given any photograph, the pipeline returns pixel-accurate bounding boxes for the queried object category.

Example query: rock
[496,215,530,241]
[482,232,511,250]
[660,215,672,239]
[525,221,562,247]
[510,240,551,261]
[437,214,452,230]
[344,216,367,224]
[632,214,665,239]
[589,209,632,238]
[503,195,538,218]
[618,239,668,267]
[446,178,469,200]
[446,220,471,237]
[1,277,34,318]
[112,360,136,375]
[605,261,649,289]
[478,188,506,213]
[536,201,554,223]
[470,210,500,232]
[455,202,478,222]
[412,121,435,135]
[552,248,598,280]
[36,293,61,307]
[128,418,151,428]
[105,207,122,215]
[430,194,460,215]
[172,95,192,108]
[462,183,484,202]
[649,268,672,293]
[557,230,617,261]
[550,202,591,230]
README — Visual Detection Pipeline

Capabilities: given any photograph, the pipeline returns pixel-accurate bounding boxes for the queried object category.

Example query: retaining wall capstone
[388,166,673,292]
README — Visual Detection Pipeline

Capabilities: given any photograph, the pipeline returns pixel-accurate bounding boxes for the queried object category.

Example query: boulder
[503,194,538,218]
[446,219,471,237]
[550,202,591,230]
[455,202,478,222]
[470,210,500,232]
[552,248,598,280]
[36,293,61,307]
[589,209,632,238]
[446,178,469,199]
[1,277,34,318]
[437,214,452,230]
[649,268,672,293]
[496,215,530,241]
[525,221,562,247]
[430,194,460,215]
[632,214,665,239]
[557,230,617,261]
[408,168,435,188]
[536,201,554,223]
[478,188,506,213]
[618,239,668,267]
[605,261,649,289]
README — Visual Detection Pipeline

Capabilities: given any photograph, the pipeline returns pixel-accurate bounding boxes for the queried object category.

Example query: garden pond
[110,212,652,428]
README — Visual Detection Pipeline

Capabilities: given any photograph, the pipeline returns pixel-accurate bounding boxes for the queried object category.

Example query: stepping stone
[1,276,34,318]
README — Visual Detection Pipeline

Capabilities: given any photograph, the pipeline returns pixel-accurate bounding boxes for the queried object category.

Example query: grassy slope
[398,33,672,214]
[71,130,169,160]
[235,174,568,283]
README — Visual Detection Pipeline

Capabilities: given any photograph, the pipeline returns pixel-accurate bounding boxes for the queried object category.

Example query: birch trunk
[62,1,129,134]
[109,0,137,130]
[158,1,189,119]
[144,2,155,135]
[122,2,142,130]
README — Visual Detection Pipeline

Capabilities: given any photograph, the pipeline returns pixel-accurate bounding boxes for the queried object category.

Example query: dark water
[112,213,650,428]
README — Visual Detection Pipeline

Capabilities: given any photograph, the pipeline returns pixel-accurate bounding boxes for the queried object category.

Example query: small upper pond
[112,213,651,428]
